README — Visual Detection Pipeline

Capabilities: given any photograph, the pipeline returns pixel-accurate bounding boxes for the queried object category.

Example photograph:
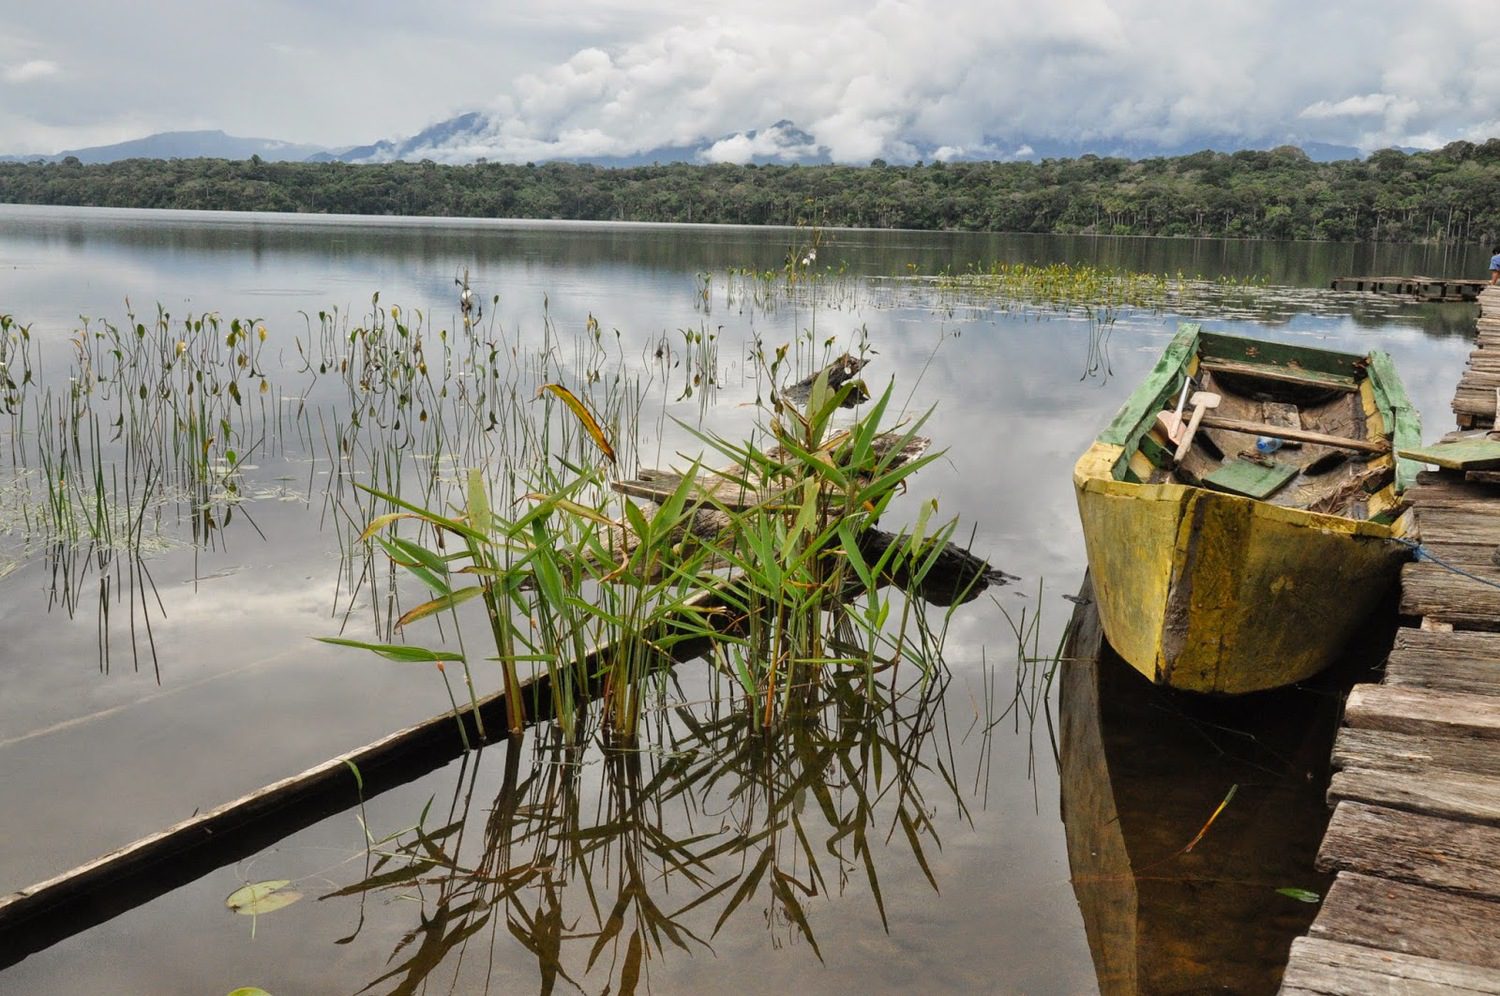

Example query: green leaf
[1276,887,1321,904]
[396,586,484,627]
[374,536,448,595]
[226,880,302,915]
[466,467,492,535]
[227,989,274,996]
[315,636,464,663]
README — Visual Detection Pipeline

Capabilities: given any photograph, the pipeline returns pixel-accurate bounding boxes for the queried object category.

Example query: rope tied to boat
[1394,537,1500,592]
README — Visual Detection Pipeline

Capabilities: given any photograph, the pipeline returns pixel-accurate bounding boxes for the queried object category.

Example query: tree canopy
[5,141,1500,244]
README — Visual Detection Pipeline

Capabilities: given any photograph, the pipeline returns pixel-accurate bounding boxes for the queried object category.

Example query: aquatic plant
[327,356,966,740]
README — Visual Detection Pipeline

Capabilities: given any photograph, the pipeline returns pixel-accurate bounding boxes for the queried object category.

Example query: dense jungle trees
[5,140,1500,243]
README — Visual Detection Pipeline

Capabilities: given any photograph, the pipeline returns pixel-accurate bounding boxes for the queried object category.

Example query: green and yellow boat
[1073,323,1421,694]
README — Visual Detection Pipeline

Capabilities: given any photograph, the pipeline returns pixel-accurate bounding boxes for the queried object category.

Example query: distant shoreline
[3,144,1496,245]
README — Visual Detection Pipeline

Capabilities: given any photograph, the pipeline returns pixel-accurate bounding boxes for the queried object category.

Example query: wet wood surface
[1316,801,1500,900]
[1307,873,1500,971]
[1282,937,1500,995]
[1280,285,1500,993]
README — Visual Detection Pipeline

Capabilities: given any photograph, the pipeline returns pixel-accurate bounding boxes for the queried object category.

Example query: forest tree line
[5,140,1500,244]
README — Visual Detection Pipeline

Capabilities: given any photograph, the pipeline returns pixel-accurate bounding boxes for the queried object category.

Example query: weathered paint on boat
[1073,323,1419,694]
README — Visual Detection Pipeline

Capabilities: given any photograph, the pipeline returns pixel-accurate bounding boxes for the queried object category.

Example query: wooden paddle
[1154,379,1193,445]
[1174,391,1221,462]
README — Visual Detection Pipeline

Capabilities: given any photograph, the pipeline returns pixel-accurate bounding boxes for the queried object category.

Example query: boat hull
[1075,462,1407,693]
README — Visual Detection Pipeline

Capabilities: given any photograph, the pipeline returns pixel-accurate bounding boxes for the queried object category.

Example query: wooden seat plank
[1197,357,1358,392]
[1316,801,1500,901]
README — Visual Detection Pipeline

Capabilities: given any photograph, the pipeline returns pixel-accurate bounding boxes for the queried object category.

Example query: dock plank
[1388,626,1500,663]
[1328,767,1500,826]
[1306,872,1500,970]
[1283,937,1500,994]
[1384,628,1500,694]
[1342,684,1500,741]
[1399,564,1500,627]
[1316,801,1500,900]
[1333,727,1500,779]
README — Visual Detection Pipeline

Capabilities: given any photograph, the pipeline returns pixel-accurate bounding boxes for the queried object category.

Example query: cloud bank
[3,0,1499,161]
[374,0,1500,164]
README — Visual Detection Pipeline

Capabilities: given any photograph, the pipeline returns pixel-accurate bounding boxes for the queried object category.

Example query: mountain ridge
[0,117,1380,167]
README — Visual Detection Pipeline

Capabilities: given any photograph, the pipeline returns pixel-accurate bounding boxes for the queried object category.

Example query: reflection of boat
[1058,578,1342,994]
[1073,323,1419,693]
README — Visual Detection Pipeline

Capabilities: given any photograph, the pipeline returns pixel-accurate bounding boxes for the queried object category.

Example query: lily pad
[226,880,303,916]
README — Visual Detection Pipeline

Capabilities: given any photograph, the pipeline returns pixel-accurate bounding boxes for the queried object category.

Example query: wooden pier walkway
[1330,275,1487,302]
[1279,288,1500,994]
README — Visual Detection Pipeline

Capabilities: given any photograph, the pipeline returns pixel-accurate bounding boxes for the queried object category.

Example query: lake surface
[0,205,1480,994]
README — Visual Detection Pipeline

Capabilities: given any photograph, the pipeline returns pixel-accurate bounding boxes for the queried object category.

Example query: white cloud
[3,59,58,83]
[3,1,1500,158]
[377,0,1500,164]
[1300,93,1406,119]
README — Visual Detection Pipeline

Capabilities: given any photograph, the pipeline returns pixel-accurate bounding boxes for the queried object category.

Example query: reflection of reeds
[326,671,962,993]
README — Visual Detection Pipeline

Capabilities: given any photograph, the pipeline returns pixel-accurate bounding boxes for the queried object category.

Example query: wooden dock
[1329,275,1487,302]
[1279,287,1500,994]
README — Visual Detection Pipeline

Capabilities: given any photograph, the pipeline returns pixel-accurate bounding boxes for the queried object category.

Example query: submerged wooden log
[780,352,868,407]
[0,646,583,967]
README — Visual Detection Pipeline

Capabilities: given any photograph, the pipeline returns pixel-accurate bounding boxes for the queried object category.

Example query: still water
[0,205,1480,994]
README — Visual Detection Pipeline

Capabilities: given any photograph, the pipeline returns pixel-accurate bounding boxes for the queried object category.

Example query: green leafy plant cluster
[324,365,962,740]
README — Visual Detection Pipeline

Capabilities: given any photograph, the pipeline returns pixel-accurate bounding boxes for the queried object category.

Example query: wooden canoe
[1073,323,1420,693]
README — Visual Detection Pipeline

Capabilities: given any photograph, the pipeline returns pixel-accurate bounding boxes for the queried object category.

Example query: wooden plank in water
[1283,936,1500,994]
[1328,767,1500,826]
[0,586,711,968]
[1317,801,1500,901]
[1333,726,1500,779]
[1307,872,1500,969]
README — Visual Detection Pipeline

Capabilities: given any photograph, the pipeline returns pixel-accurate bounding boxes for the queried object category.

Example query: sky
[2,0,1498,162]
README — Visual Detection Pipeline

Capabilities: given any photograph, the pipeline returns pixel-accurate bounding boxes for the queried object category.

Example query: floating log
[780,352,868,407]
[0,643,581,968]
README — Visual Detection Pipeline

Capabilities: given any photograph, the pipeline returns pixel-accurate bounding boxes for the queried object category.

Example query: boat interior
[1133,359,1399,522]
